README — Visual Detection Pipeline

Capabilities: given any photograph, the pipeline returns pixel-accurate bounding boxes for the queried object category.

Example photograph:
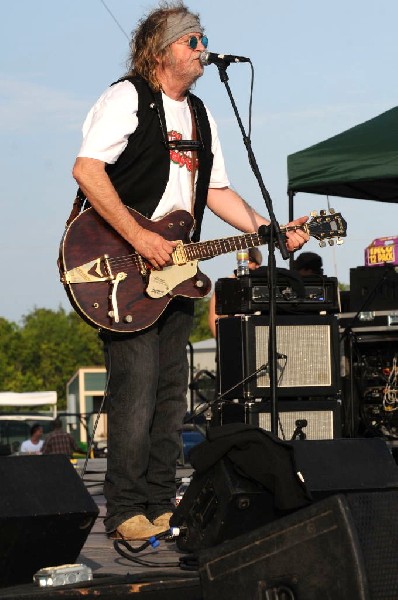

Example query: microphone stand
[214,61,289,435]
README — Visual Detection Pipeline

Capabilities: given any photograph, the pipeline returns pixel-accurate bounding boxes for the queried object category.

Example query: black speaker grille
[347,491,398,600]
[199,494,370,600]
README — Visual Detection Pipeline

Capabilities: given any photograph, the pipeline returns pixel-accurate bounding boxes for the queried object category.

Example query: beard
[165,53,204,90]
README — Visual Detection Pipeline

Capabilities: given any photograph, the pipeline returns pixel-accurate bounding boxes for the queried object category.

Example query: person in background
[20,423,44,454]
[293,251,324,277]
[72,1,309,542]
[208,247,263,337]
[41,417,79,457]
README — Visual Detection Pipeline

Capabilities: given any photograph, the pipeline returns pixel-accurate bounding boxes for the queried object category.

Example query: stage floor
[2,441,398,599]
[77,458,195,576]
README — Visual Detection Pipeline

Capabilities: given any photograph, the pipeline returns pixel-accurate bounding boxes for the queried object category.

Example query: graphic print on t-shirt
[168,130,198,171]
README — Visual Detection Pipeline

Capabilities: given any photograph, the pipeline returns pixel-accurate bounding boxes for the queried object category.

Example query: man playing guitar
[71,2,309,542]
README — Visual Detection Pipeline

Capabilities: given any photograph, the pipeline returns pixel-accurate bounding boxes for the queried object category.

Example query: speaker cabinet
[350,265,398,311]
[171,457,276,553]
[289,437,398,497]
[170,425,311,553]
[249,398,341,439]
[217,315,340,399]
[0,455,99,587]
[212,399,341,439]
[199,491,398,600]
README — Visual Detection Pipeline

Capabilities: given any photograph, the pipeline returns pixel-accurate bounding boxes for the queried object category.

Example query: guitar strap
[58,188,86,281]
[65,187,87,228]
[187,95,198,225]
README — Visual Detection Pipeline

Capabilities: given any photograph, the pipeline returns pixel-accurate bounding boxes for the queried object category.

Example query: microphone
[199,51,250,66]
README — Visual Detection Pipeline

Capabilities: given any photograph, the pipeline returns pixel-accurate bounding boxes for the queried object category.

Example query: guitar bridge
[63,255,114,284]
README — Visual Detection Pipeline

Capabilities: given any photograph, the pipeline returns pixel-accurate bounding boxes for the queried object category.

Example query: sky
[1,0,398,324]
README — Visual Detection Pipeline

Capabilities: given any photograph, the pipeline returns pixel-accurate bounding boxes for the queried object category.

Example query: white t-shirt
[78,80,230,220]
[20,439,44,453]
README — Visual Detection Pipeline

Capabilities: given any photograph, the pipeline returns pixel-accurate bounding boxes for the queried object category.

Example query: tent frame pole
[288,189,295,270]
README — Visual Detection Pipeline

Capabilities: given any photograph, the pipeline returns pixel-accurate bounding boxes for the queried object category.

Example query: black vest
[105,75,214,242]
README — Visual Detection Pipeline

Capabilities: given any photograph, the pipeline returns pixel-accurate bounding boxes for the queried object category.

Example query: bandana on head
[160,13,203,50]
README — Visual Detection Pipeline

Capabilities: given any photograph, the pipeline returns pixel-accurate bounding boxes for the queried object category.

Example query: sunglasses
[179,34,209,50]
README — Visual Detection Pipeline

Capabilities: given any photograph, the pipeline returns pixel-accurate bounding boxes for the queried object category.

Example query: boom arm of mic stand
[188,364,268,421]
[216,63,289,261]
[215,62,287,434]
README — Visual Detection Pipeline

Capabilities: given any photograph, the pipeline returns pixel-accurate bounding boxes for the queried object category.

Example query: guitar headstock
[308,209,347,246]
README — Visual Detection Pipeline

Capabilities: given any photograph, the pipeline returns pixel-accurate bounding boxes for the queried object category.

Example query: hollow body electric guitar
[59,207,347,333]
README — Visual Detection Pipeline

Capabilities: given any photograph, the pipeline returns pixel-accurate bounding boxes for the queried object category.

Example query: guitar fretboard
[185,232,262,261]
[110,211,346,271]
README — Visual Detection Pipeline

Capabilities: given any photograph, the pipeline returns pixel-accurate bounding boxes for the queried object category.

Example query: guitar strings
[103,231,263,272]
[102,213,345,271]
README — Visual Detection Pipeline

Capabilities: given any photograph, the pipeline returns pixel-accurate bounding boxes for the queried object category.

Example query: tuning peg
[319,240,326,248]
[336,238,344,245]
[329,208,335,214]
[328,239,334,246]
[310,210,318,217]
[320,209,326,216]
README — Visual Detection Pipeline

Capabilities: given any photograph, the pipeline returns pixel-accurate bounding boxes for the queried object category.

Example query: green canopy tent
[287,106,398,221]
[287,109,398,438]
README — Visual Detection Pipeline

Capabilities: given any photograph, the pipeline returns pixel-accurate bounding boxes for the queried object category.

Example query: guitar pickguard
[146,261,199,298]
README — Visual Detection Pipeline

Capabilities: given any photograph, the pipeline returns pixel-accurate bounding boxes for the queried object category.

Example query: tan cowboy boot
[113,515,165,540]
[152,512,173,530]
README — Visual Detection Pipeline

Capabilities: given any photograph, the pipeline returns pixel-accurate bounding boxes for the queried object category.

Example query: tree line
[0,300,212,409]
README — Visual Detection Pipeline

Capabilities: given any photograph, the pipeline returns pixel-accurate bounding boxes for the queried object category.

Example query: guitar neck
[187,232,263,261]
[183,211,347,262]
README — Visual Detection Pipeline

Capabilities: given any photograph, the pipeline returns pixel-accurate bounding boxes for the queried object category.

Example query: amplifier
[215,271,339,315]
[217,315,340,399]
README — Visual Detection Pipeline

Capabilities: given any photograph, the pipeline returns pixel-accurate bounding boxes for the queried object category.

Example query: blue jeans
[102,298,194,533]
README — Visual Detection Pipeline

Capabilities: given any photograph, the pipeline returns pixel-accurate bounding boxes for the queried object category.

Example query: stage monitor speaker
[171,425,311,554]
[171,457,276,554]
[199,437,398,600]
[199,490,398,600]
[217,315,340,399]
[0,455,99,587]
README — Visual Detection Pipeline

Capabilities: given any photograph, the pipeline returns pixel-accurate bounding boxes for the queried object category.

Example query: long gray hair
[126,1,202,91]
